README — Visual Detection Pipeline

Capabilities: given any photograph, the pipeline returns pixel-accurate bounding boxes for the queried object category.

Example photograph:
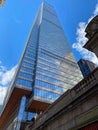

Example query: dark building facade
[84,15,98,58]
[0,2,83,130]
[78,59,96,77]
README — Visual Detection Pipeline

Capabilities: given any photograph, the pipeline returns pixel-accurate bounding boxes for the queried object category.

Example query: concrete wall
[26,67,98,130]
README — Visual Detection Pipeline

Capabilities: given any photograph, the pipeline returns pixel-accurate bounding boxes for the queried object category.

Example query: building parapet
[27,67,98,130]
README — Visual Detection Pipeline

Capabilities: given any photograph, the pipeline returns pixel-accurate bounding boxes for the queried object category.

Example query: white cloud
[72,3,98,65]
[0,65,17,86]
[0,61,17,105]
[0,87,7,105]
[93,4,98,16]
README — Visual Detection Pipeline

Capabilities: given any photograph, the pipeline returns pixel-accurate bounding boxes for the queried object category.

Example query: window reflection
[34,88,60,102]
[16,78,33,88]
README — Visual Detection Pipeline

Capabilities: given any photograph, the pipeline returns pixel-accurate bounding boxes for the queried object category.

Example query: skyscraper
[78,59,96,77]
[0,2,83,130]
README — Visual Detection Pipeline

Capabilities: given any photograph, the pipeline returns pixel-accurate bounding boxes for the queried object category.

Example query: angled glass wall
[3,1,83,107]
[0,2,83,129]
[32,2,83,103]
[14,6,43,90]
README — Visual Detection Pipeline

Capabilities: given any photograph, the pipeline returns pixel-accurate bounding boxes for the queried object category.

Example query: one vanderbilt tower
[0,2,83,130]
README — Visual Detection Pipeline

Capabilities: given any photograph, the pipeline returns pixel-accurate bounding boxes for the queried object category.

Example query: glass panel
[19,72,33,80]
[16,78,33,88]
[34,88,60,102]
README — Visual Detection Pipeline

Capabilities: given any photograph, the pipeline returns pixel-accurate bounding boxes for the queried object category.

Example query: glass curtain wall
[14,6,42,90]
[33,2,83,103]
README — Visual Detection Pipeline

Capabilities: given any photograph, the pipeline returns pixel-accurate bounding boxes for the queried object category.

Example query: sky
[0,0,98,105]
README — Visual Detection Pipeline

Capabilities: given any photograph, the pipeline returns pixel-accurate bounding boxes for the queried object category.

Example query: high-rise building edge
[0,2,83,130]
[78,59,96,77]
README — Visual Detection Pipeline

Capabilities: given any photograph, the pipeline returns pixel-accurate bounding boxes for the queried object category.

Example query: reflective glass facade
[31,2,82,103]
[15,2,82,103]
[14,6,42,90]
[0,2,83,129]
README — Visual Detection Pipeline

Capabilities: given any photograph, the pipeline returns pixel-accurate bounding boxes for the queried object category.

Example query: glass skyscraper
[78,59,96,77]
[0,2,83,130]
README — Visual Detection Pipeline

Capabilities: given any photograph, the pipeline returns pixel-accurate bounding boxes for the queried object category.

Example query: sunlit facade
[0,2,83,130]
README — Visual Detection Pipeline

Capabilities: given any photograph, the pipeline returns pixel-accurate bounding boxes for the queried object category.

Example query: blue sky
[0,0,98,104]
